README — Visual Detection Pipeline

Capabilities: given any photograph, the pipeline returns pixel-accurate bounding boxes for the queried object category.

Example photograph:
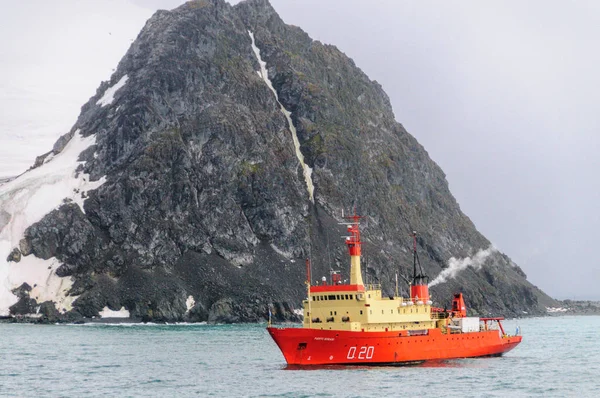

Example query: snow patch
[546,307,569,313]
[96,75,128,107]
[72,176,106,214]
[429,246,497,287]
[0,130,105,315]
[248,31,314,203]
[186,295,195,313]
[9,256,76,313]
[99,306,130,318]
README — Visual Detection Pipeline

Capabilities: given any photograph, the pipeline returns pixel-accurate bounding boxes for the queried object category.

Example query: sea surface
[1,316,598,397]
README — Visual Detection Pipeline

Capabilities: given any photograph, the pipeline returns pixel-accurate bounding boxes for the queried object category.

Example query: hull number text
[347,346,374,360]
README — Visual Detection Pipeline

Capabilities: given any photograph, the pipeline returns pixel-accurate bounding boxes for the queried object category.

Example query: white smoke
[428,246,497,287]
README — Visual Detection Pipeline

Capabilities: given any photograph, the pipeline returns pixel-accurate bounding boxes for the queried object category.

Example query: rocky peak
[0,0,556,322]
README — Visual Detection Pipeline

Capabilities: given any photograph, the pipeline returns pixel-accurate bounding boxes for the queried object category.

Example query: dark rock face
[9,297,38,316]
[9,283,36,316]
[6,248,21,263]
[11,0,556,321]
[12,282,32,297]
[37,301,61,323]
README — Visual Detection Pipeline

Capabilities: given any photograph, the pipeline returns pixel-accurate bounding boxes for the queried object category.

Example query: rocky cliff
[1,0,557,323]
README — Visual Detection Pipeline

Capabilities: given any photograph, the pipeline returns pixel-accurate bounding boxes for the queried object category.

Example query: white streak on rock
[186,295,195,313]
[96,75,128,107]
[270,243,293,259]
[429,246,497,287]
[248,31,314,203]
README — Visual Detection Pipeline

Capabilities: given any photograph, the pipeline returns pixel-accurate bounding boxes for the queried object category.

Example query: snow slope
[0,131,106,316]
[0,1,156,179]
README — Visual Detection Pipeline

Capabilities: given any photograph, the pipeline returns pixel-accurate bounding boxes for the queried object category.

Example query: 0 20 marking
[347,346,374,360]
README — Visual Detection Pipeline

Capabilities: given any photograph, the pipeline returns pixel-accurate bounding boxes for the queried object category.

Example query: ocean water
[0,316,598,397]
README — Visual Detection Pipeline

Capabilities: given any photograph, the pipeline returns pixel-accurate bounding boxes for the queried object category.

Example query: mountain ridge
[0,0,557,323]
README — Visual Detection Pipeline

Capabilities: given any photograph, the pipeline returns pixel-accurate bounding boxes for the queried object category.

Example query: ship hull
[267,327,521,366]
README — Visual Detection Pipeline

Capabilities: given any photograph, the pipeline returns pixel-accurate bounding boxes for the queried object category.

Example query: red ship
[267,215,521,365]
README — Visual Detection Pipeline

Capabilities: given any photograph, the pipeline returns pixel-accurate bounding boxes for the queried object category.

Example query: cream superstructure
[302,216,437,332]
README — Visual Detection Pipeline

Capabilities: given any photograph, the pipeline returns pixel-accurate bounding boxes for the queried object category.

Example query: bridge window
[328,295,335,300]
[350,295,353,299]
[336,295,340,300]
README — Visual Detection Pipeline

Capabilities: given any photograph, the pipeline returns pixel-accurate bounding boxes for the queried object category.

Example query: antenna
[326,228,332,271]
[411,231,428,284]
[413,231,417,280]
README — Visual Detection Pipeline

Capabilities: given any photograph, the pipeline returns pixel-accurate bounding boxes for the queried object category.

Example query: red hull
[268,327,521,366]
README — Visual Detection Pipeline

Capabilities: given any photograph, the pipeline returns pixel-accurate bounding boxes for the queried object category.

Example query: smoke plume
[428,246,497,287]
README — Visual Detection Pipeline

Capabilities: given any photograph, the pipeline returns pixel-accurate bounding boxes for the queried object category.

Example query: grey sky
[1,0,598,299]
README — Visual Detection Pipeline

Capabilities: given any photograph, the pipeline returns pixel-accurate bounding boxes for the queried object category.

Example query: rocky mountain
[0,0,557,323]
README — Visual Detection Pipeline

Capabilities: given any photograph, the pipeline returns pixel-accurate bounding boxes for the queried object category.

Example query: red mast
[343,212,364,286]
[345,214,362,257]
